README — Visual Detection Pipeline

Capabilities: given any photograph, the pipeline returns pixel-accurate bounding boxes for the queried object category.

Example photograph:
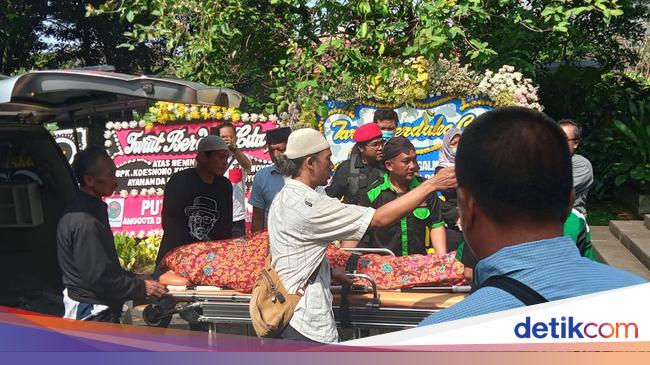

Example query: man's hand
[331,268,354,285]
[427,167,457,191]
[144,280,168,298]
[223,137,237,153]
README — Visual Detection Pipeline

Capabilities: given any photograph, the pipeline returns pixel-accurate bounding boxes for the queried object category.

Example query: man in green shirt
[354,137,448,256]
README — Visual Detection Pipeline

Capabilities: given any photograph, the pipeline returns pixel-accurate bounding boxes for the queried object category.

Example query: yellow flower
[215,112,223,119]
[232,113,241,121]
[417,73,429,82]
[190,110,201,119]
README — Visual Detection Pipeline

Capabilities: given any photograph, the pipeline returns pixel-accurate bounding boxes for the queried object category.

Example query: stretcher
[142,273,470,336]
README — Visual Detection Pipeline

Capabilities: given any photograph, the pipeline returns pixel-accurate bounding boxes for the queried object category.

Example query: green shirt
[358,172,445,256]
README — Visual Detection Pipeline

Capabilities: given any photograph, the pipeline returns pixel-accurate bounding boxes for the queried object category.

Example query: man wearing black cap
[249,127,291,233]
[325,123,386,205]
[357,137,447,256]
[156,135,233,264]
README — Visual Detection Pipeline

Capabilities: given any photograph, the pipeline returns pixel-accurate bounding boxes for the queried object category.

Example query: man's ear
[385,159,393,172]
[568,189,576,216]
[457,187,474,231]
[82,175,94,188]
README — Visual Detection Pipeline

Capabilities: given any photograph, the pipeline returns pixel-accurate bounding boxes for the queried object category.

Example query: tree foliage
[0,1,48,75]
[88,0,647,124]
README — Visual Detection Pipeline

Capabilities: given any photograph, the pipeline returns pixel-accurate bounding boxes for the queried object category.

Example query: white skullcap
[284,128,330,159]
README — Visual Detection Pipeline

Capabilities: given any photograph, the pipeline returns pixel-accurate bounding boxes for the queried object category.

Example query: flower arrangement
[477,65,542,111]
[285,56,543,125]
[133,103,287,129]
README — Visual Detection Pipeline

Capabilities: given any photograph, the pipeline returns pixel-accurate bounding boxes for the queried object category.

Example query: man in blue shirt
[250,127,291,233]
[420,107,646,326]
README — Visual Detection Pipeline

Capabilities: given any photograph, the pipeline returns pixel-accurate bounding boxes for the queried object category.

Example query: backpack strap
[477,275,548,306]
[347,155,362,200]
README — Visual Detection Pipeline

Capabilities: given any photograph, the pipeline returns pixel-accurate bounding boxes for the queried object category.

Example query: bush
[114,232,160,274]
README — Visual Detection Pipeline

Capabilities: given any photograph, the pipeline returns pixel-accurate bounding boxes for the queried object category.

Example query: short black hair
[72,147,111,186]
[216,122,236,135]
[373,108,398,123]
[456,107,572,225]
[384,136,415,160]
[558,119,582,141]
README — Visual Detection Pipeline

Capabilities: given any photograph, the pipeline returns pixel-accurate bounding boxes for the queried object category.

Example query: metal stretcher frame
[144,247,469,335]
[145,276,469,333]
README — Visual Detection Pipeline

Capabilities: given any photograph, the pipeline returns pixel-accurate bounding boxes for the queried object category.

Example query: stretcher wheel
[142,304,172,328]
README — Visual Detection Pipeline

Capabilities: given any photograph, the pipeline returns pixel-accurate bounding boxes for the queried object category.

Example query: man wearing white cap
[268,128,457,343]
[156,135,233,265]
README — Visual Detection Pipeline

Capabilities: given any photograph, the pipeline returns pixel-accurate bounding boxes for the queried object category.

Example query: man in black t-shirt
[156,135,233,265]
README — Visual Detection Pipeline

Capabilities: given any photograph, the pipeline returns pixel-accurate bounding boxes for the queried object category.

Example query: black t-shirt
[157,168,233,264]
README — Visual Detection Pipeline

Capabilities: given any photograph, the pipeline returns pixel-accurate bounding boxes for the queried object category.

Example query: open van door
[0,69,243,315]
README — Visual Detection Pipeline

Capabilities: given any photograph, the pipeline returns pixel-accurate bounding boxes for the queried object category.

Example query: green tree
[0,1,48,75]
[90,0,648,123]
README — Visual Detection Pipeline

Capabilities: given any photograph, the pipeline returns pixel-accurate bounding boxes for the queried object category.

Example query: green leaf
[610,9,624,16]
[378,43,385,55]
[126,10,135,23]
[614,174,628,186]
[359,22,368,39]
[403,46,418,56]
[151,10,162,17]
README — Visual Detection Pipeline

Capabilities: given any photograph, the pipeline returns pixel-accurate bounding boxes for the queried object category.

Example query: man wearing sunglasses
[326,123,386,205]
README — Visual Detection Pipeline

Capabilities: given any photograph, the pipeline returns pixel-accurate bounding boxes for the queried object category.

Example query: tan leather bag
[249,260,319,338]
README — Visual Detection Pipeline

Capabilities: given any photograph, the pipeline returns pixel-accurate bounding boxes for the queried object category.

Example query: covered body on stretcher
[144,232,469,330]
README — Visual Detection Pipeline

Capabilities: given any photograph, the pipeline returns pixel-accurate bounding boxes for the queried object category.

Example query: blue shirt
[420,236,646,326]
[249,165,286,226]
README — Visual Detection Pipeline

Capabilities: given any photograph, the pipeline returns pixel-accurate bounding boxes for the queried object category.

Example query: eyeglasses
[365,139,386,151]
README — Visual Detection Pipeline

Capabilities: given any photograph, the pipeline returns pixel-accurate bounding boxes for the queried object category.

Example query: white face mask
[449,147,457,156]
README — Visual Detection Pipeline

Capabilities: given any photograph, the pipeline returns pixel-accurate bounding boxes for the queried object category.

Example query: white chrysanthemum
[268,114,278,122]
[106,121,114,130]
[130,189,139,197]
[241,113,250,122]
[156,188,164,195]
[258,114,267,122]
[137,230,146,239]
[223,112,232,120]
[121,121,129,129]
[104,140,112,148]
[104,131,112,139]
[250,113,259,122]
[148,187,157,195]
[120,190,129,198]
[114,123,122,130]
[280,112,289,120]
[129,120,138,129]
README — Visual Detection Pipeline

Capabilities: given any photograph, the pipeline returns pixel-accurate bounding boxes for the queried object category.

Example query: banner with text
[104,120,278,233]
[321,96,493,178]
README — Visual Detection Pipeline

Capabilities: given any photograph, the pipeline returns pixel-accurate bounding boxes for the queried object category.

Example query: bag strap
[296,261,322,294]
[477,275,548,306]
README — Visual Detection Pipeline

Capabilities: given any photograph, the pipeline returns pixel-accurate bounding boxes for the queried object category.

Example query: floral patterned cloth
[160,231,465,293]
